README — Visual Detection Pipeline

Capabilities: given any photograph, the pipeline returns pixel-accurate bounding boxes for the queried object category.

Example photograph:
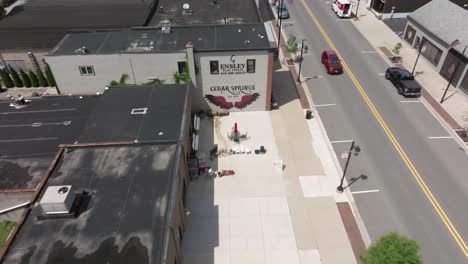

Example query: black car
[385,67,421,97]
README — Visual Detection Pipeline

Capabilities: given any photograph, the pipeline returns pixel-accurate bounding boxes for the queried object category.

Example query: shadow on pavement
[272,69,300,108]
[182,115,218,264]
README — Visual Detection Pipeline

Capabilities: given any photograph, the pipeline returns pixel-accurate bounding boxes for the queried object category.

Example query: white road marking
[378,73,386,76]
[361,51,378,54]
[0,137,59,143]
[428,136,452,139]
[0,121,72,128]
[330,140,354,144]
[315,103,336,107]
[400,100,421,103]
[0,108,77,115]
[351,189,380,195]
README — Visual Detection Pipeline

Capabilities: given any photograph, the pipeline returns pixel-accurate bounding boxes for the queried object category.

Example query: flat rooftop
[1,143,180,264]
[0,84,190,190]
[49,24,276,56]
[0,0,155,51]
[149,0,271,27]
[0,95,99,189]
[77,85,190,143]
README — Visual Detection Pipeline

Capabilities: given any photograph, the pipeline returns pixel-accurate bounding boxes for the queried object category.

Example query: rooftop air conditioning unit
[162,26,171,34]
[39,185,76,215]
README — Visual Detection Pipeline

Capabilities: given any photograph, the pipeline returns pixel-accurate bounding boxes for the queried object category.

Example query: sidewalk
[352,4,468,136]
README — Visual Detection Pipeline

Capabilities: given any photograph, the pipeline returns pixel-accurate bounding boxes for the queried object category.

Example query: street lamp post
[411,38,426,75]
[297,39,305,83]
[337,140,360,193]
[355,0,361,18]
[440,45,467,104]
[277,0,285,47]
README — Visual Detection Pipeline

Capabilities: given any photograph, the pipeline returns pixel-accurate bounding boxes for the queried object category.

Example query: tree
[0,69,14,88]
[44,66,56,87]
[19,69,31,88]
[0,77,3,91]
[0,7,5,17]
[361,232,422,264]
[286,34,298,54]
[393,42,403,56]
[29,70,39,87]
[9,67,23,87]
[36,70,48,87]
[109,73,129,86]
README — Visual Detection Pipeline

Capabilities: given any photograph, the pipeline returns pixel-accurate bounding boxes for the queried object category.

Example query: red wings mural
[205,93,260,110]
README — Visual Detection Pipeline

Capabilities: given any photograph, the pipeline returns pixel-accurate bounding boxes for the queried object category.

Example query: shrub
[45,66,56,87]
[0,7,5,18]
[361,232,422,264]
[109,73,129,86]
[173,72,181,84]
[393,42,402,56]
[29,70,39,87]
[31,92,41,97]
[286,34,298,54]
[9,67,23,87]
[19,69,31,88]
[36,70,48,87]
[0,69,14,88]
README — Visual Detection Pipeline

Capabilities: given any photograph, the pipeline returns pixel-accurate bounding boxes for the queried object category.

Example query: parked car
[278,4,289,19]
[321,50,343,74]
[385,67,421,97]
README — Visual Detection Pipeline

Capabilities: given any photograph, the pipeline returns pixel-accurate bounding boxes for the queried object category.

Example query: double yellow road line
[299,0,468,257]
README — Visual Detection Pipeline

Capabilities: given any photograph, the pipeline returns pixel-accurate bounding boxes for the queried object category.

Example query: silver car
[278,5,289,19]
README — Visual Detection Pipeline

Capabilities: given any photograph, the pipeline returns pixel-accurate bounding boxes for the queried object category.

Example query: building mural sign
[218,55,247,75]
[200,53,267,111]
[205,84,260,110]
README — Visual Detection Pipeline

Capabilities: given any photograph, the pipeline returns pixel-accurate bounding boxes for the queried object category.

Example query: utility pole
[441,45,467,103]
[337,140,360,193]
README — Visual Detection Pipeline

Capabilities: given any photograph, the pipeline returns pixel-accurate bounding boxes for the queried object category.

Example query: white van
[332,0,352,18]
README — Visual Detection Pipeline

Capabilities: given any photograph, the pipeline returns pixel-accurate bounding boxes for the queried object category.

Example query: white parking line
[400,100,421,103]
[351,189,380,195]
[428,136,452,139]
[0,108,77,115]
[315,103,336,107]
[378,73,386,76]
[330,140,354,144]
[0,137,59,143]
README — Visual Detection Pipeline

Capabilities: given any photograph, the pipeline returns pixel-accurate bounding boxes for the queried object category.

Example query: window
[247,59,256,73]
[178,61,187,75]
[421,40,442,66]
[79,66,94,76]
[210,60,219,74]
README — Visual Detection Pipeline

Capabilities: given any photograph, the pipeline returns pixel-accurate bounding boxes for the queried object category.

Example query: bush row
[0,66,56,89]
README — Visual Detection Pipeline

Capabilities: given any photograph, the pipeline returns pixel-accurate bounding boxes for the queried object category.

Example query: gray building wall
[367,0,430,19]
[46,49,271,111]
[404,20,468,91]
[194,50,269,111]
[46,52,186,94]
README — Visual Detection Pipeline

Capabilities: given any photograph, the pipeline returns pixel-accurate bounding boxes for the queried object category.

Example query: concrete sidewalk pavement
[351,2,468,138]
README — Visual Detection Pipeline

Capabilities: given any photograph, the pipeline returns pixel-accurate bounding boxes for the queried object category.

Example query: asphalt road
[279,0,468,262]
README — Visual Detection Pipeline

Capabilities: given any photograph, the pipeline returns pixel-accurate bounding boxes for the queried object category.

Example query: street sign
[341,151,349,160]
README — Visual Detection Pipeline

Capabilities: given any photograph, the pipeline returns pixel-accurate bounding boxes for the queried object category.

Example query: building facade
[46,24,276,111]
[403,0,468,94]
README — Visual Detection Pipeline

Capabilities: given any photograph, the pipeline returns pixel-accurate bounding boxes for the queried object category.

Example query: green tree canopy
[36,70,48,87]
[361,232,422,264]
[19,69,31,88]
[45,66,56,87]
[0,69,14,88]
[29,70,39,87]
[9,67,23,87]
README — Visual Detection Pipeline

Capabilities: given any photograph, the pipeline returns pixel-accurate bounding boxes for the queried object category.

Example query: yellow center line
[299,0,468,257]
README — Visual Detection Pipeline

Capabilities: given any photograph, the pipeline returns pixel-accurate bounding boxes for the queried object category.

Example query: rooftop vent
[162,26,171,34]
[131,108,148,115]
[75,46,89,54]
[39,185,76,215]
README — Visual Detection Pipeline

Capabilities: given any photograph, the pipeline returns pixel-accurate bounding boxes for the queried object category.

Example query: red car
[321,50,343,74]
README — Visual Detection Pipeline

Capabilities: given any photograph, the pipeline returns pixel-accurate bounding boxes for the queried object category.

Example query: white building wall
[194,50,269,112]
[46,52,185,94]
